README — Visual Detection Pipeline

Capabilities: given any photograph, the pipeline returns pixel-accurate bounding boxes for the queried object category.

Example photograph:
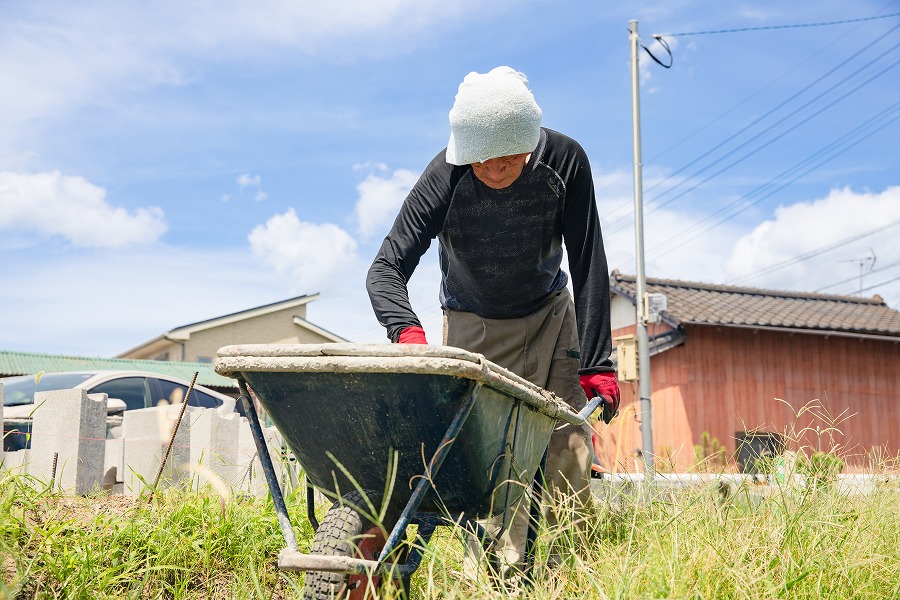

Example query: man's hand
[398,326,428,344]
[580,372,620,424]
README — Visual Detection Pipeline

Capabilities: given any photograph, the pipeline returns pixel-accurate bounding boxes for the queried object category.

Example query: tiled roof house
[602,271,900,472]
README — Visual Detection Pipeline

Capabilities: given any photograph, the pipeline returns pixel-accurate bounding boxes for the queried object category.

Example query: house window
[735,432,785,474]
[153,352,170,361]
[196,356,212,364]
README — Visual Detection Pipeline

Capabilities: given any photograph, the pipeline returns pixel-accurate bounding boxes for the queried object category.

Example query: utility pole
[629,19,655,474]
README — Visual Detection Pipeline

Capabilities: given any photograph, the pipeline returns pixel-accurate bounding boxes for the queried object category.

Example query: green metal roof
[0,350,237,389]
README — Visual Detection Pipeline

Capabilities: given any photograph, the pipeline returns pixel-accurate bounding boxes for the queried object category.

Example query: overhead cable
[643,24,899,203]
[644,102,900,258]
[722,219,900,285]
[857,273,900,294]
[646,48,899,213]
[595,21,898,225]
[657,12,900,37]
[816,261,900,292]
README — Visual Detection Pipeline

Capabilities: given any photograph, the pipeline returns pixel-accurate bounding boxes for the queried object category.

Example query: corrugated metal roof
[611,271,900,337]
[0,350,237,389]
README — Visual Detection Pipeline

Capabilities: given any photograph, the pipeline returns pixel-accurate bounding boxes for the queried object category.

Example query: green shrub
[801,451,845,485]
[693,431,729,471]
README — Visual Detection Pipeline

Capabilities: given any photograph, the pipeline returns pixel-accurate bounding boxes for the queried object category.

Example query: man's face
[469,153,530,189]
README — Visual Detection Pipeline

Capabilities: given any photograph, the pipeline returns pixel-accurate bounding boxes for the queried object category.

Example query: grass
[0,473,311,598]
[1,464,899,599]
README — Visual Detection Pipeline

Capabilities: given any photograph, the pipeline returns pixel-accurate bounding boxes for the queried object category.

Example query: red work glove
[397,326,428,344]
[580,372,620,424]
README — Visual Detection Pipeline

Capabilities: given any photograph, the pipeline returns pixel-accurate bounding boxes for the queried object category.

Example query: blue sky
[1,1,898,357]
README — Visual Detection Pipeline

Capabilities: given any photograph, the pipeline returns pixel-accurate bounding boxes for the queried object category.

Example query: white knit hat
[446,66,542,166]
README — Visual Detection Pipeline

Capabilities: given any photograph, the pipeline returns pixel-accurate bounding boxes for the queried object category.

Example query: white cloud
[354,168,420,238]
[353,162,389,173]
[244,171,444,343]
[724,186,900,301]
[237,174,261,188]
[248,209,358,293]
[0,1,500,148]
[0,171,167,247]
[228,173,267,202]
[604,203,742,284]
[602,183,900,308]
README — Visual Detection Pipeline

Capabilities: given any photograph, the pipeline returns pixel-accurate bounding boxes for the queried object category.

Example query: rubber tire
[303,490,387,600]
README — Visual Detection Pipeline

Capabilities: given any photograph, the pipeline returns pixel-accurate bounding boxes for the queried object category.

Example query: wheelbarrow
[214,343,604,599]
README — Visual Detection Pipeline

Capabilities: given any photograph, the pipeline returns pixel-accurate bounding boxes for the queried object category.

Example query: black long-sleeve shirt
[367,128,614,374]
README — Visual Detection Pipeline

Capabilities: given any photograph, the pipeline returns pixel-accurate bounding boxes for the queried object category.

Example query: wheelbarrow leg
[238,378,298,552]
[394,514,441,579]
[522,446,549,583]
[307,481,320,532]
[376,383,481,564]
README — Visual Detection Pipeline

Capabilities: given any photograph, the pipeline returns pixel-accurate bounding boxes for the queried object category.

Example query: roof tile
[610,271,900,337]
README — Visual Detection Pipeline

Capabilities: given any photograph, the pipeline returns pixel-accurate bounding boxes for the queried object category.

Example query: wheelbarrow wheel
[303,490,402,600]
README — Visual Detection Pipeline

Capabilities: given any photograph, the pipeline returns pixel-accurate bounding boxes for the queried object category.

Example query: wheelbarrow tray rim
[214,343,578,422]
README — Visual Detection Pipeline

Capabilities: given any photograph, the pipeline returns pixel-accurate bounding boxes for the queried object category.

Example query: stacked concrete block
[235,420,294,497]
[103,437,124,492]
[1,449,29,471]
[183,408,242,490]
[122,403,191,494]
[27,389,107,495]
[2,381,302,500]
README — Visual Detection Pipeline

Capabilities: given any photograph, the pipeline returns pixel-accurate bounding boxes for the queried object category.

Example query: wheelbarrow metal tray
[215,343,574,518]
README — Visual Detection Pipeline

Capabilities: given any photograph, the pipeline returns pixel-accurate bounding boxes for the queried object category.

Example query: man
[366,66,619,573]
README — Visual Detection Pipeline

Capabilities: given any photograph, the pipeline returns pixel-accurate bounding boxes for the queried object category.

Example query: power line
[643,24,899,204]
[640,102,900,260]
[722,219,900,285]
[609,100,900,275]
[602,51,900,236]
[858,273,900,294]
[646,48,899,214]
[657,12,900,37]
[596,20,899,227]
[816,261,900,292]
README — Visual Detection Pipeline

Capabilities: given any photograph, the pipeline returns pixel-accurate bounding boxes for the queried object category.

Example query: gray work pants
[443,289,593,576]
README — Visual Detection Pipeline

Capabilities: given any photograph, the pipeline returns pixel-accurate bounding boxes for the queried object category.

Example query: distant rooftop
[0,350,236,389]
[610,270,900,338]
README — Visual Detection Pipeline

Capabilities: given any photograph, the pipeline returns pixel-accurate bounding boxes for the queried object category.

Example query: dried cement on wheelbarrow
[215,342,574,421]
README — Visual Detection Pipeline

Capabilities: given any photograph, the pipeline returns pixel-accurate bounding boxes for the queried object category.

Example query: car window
[89,378,151,411]
[190,389,224,409]
[152,379,222,409]
[2,373,95,406]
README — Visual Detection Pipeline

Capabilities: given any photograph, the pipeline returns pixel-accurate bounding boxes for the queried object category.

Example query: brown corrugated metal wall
[594,325,900,472]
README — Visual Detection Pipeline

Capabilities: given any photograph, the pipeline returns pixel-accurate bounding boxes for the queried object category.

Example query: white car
[2,370,238,451]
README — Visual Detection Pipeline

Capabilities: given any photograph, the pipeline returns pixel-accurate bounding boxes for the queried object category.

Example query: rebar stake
[147,372,198,505]
[51,452,59,491]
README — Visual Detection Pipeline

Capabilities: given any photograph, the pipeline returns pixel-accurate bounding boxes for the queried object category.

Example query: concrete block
[234,420,294,497]
[183,408,241,489]
[2,448,29,472]
[104,437,124,490]
[28,390,107,495]
[835,474,877,496]
[122,404,190,494]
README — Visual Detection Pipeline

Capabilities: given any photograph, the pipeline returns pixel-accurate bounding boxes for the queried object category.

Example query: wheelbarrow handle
[559,395,606,426]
